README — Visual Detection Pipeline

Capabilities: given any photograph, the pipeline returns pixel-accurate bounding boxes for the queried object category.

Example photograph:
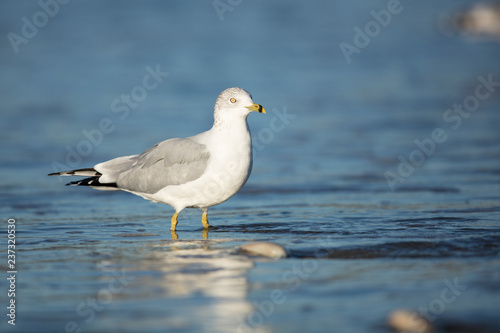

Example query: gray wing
[115,138,210,194]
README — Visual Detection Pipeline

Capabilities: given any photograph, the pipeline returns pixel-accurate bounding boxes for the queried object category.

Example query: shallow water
[1,1,500,332]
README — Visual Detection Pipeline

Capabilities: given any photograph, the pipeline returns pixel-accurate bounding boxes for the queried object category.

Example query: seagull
[49,87,266,231]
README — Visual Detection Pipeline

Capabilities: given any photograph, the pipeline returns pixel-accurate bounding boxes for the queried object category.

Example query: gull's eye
[230,98,236,103]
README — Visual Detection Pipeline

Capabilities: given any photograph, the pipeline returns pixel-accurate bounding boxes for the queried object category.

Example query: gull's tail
[48,168,118,190]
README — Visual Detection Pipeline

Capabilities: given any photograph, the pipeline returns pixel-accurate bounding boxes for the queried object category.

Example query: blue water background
[1,1,500,332]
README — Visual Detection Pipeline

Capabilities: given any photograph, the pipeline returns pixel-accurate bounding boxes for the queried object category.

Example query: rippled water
[1,1,500,332]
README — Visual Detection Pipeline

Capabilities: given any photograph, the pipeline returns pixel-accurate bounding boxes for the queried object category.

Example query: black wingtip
[65,176,118,188]
[48,168,101,177]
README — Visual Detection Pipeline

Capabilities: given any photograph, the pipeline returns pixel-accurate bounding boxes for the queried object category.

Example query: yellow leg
[202,211,210,229]
[170,211,179,231]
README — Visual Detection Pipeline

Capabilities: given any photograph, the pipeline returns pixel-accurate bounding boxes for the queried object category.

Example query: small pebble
[388,310,433,333]
[240,242,287,259]
[454,3,500,39]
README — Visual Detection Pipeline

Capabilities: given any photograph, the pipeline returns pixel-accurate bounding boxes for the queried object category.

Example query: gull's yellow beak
[246,103,266,114]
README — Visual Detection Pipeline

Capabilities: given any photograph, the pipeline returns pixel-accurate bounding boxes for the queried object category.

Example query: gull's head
[213,87,266,123]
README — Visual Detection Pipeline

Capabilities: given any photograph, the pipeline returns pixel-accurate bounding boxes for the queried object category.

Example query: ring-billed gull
[49,87,266,231]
